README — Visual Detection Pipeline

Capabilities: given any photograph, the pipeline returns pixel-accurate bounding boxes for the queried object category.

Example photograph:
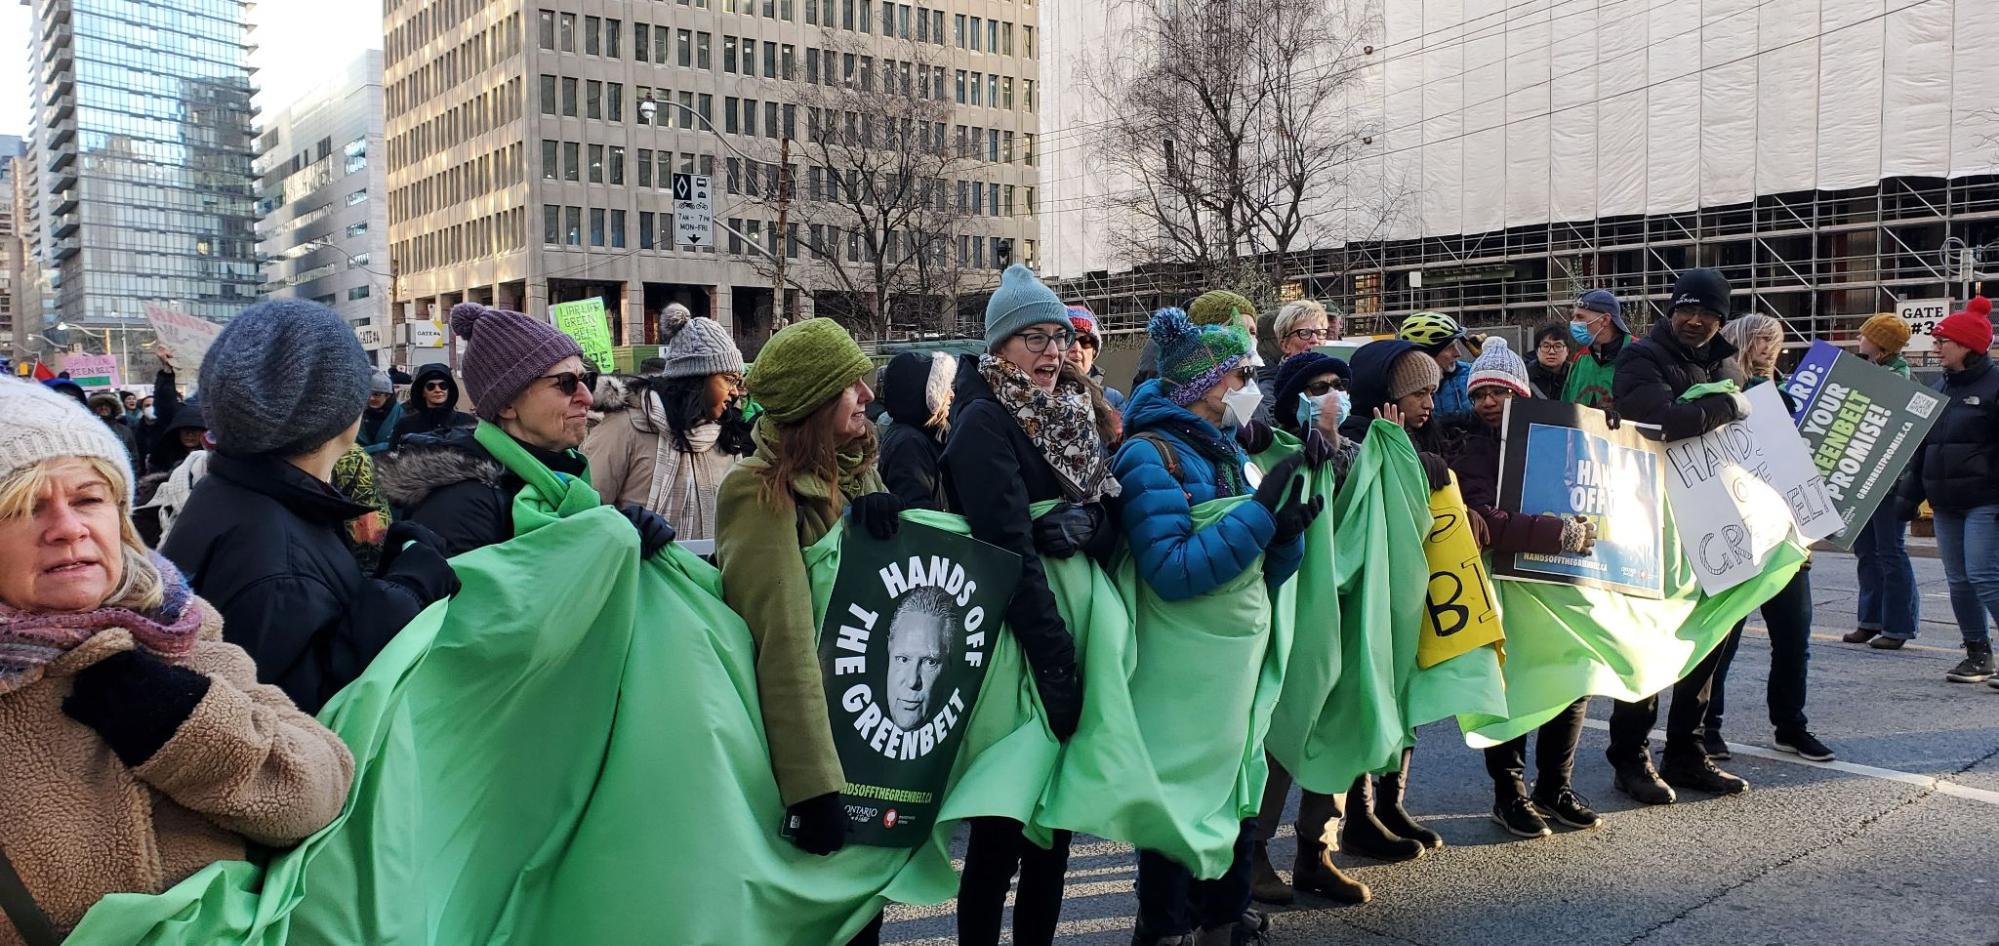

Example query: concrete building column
[524,280,549,322]
[623,278,646,345]
[712,283,734,333]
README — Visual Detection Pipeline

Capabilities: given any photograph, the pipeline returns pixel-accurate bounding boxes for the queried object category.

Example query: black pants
[1707,568,1813,736]
[846,912,884,946]
[1607,635,1729,763]
[1484,697,1588,798]
[958,816,1072,946]
[1254,752,1340,848]
[1135,820,1254,938]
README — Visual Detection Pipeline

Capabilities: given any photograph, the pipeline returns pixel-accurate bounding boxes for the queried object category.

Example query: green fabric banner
[1038,495,1288,879]
[67,423,1052,945]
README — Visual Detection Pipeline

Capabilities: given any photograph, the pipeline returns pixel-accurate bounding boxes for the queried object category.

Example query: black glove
[784,791,849,856]
[1302,428,1338,468]
[1252,454,1307,514]
[1235,418,1274,456]
[848,492,904,540]
[1034,662,1083,742]
[615,503,676,559]
[1418,452,1451,491]
[1033,503,1109,560]
[1602,410,1622,430]
[1266,475,1326,547]
[63,650,213,768]
[375,519,449,577]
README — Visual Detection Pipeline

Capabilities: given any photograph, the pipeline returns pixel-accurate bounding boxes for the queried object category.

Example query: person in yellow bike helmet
[1397,312,1474,429]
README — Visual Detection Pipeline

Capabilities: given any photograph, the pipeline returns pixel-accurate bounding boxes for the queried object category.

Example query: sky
[0,0,381,141]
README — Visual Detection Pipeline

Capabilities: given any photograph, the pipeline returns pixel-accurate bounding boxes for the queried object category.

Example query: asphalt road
[879,549,1999,946]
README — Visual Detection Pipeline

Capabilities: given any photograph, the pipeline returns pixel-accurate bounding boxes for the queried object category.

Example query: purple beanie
[450,302,584,421]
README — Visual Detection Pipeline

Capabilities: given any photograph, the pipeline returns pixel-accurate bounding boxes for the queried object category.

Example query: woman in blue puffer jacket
[1113,307,1321,946]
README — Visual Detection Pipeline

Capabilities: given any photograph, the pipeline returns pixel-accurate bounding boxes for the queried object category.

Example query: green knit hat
[1189,290,1257,330]
[745,318,874,423]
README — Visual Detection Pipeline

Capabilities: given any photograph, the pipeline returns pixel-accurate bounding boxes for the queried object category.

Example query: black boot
[1374,749,1443,850]
[1946,642,1996,683]
[1339,774,1424,862]
[1248,840,1292,906]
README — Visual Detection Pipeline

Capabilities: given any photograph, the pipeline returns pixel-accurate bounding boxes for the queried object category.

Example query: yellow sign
[1417,475,1504,669]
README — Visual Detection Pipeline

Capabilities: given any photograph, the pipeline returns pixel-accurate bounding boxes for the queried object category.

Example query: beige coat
[581,391,739,541]
[0,600,354,942]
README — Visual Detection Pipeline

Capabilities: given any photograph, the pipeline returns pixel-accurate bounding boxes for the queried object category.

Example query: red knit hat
[1934,296,1994,353]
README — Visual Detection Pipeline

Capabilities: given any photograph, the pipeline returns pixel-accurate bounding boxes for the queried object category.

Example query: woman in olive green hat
[713,318,902,942]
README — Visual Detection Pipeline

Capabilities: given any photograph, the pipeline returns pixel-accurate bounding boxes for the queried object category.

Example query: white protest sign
[143,302,222,373]
[1896,298,1950,354]
[58,353,121,389]
[1662,383,1839,595]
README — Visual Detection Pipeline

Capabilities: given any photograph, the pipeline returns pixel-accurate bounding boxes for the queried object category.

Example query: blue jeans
[1931,505,1999,647]
[1854,500,1919,639]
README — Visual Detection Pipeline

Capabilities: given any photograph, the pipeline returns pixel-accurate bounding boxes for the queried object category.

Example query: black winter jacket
[160,452,457,713]
[1902,354,1999,513]
[1612,319,1741,440]
[376,426,590,556]
[940,355,1090,690]
[878,351,950,510]
[1449,422,1565,554]
[390,364,477,449]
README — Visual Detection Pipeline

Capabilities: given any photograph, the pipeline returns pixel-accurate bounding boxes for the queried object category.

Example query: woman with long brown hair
[713,317,903,944]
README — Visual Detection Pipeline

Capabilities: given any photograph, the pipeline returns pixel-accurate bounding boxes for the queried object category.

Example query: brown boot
[1292,839,1370,904]
[1248,840,1293,905]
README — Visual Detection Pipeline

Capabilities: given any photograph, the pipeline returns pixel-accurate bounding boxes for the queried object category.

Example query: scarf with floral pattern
[978,354,1116,502]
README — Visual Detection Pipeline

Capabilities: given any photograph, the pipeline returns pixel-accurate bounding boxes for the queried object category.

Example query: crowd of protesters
[3,262,1992,946]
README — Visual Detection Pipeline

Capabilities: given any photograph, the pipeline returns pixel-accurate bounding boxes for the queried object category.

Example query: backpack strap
[1126,432,1180,482]
[0,845,61,946]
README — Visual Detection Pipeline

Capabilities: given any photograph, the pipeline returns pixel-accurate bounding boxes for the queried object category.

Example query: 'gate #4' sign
[812,519,1021,848]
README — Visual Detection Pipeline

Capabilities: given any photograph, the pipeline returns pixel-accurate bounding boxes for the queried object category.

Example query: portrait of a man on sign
[884,587,956,732]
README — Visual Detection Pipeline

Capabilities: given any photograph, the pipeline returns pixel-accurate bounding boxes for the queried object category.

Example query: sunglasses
[1304,378,1347,396]
[536,370,600,396]
[1016,329,1076,353]
[423,380,450,391]
[1074,337,1099,350]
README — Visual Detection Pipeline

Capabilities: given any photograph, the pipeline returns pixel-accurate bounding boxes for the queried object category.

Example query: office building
[255,51,394,366]
[21,0,261,362]
[1041,0,1999,339]
[0,138,22,357]
[383,0,1041,357]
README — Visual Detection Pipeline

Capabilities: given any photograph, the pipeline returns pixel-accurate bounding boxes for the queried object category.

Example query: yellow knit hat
[1859,313,1912,356]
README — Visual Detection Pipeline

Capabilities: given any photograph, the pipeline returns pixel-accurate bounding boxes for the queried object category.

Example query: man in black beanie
[1602,267,1753,804]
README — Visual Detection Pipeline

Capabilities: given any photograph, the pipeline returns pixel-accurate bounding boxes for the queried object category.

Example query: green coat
[1562,335,1625,408]
[714,453,885,806]
[1884,354,1911,379]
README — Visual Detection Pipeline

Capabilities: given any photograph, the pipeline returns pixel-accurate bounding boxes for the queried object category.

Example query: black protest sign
[814,519,1021,847]
[1783,341,1945,548]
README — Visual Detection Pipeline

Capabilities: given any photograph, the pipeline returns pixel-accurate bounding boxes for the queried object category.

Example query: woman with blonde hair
[0,378,353,943]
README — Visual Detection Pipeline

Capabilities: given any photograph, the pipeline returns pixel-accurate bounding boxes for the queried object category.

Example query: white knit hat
[0,378,137,501]
[1466,337,1533,399]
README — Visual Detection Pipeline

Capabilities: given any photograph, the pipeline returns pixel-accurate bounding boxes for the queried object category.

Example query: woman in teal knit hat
[712,317,903,945]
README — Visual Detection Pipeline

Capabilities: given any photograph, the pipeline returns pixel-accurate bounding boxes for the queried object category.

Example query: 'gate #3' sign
[1782,341,1942,548]
[811,519,1021,848]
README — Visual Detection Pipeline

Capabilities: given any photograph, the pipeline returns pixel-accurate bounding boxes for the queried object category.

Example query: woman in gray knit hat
[581,305,751,540]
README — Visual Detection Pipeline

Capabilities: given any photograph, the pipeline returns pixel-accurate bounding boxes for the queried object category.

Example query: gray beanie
[658,305,744,379]
[0,377,136,501]
[199,299,372,456]
[370,370,394,395]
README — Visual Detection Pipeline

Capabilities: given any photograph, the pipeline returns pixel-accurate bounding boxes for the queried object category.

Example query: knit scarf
[644,391,725,537]
[749,413,880,515]
[1147,414,1249,497]
[978,354,1114,502]
[0,553,204,696]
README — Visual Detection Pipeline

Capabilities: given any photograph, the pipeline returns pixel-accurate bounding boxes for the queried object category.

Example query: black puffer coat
[160,452,458,713]
[376,426,590,556]
[877,352,951,511]
[1901,354,1999,513]
[1611,319,1741,440]
[389,363,476,448]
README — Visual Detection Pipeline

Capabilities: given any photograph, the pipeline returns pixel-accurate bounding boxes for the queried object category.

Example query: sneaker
[1774,731,1836,762]
[1491,795,1551,838]
[1946,644,1995,683]
[1843,627,1881,644]
[1532,785,1604,830]
[1701,729,1731,761]
[1610,755,1676,805]
[1869,635,1908,650]
[1660,755,1750,795]
[1988,676,1999,691]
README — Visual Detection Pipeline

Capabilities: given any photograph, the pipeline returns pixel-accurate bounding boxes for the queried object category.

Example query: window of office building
[635,23,650,62]
[609,145,625,184]
[587,81,603,119]
[606,19,622,57]
[640,211,656,249]
[638,148,653,186]
[590,208,606,246]
[610,210,626,248]
[348,285,371,301]
[562,77,578,116]
[585,15,600,54]
[545,204,560,244]
[563,141,580,180]
[540,75,557,114]
[542,139,559,178]
[608,83,624,121]
[589,144,605,182]
[559,13,576,50]
[538,10,556,48]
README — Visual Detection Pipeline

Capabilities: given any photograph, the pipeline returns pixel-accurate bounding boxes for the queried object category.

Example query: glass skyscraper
[27,0,260,336]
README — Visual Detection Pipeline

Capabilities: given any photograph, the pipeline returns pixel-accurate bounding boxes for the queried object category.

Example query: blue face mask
[1295,389,1352,432]
[1570,320,1594,347]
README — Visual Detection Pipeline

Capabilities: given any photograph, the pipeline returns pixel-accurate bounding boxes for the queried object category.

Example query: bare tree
[1081,0,1391,297]
[739,37,984,341]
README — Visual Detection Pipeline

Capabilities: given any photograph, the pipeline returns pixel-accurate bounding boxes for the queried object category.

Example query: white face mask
[1221,382,1264,429]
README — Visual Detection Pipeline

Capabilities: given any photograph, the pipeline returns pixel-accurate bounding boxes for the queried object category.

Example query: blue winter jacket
[1432,358,1474,429]
[1110,380,1306,601]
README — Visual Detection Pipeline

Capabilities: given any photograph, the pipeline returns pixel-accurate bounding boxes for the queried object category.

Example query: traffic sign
[1896,297,1950,353]
[673,173,713,247]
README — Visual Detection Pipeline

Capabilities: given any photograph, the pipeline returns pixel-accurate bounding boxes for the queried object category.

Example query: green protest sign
[813,520,1021,847]
[550,298,617,372]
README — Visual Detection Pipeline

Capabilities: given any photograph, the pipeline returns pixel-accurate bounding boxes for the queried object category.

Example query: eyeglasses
[422,380,450,391]
[1304,378,1347,396]
[718,372,746,390]
[1286,327,1330,343]
[1016,329,1076,353]
[536,370,600,396]
[1537,338,1569,350]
